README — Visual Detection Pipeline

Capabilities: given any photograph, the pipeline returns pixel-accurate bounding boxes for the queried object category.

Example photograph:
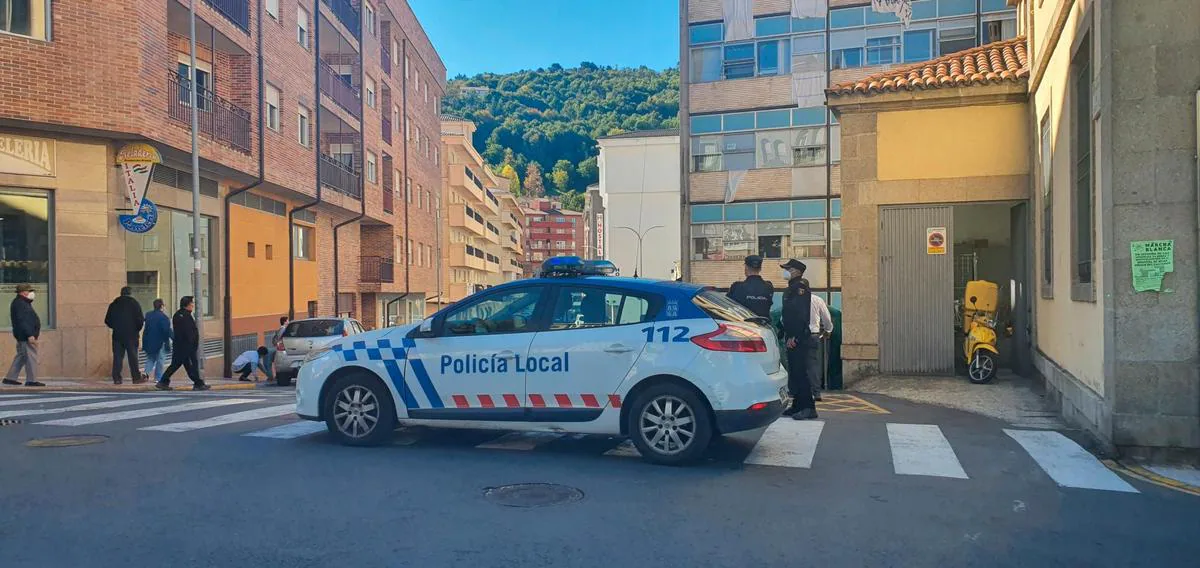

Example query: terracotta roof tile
[828,37,1028,97]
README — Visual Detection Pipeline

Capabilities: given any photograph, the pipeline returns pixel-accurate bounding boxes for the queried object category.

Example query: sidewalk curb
[1102,459,1200,497]
[0,383,261,393]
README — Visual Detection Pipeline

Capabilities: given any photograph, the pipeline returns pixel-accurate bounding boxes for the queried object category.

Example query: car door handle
[604,344,634,354]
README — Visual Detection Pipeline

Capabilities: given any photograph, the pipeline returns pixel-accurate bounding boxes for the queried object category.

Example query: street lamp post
[188,0,204,370]
[616,225,664,278]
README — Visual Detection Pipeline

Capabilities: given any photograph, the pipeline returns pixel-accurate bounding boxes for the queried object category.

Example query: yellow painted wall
[877,104,1031,181]
[229,204,317,318]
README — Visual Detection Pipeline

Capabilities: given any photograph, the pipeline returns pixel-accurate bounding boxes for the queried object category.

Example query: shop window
[125,209,215,318]
[0,189,52,329]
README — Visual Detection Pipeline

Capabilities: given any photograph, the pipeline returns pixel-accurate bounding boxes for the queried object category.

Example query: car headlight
[304,345,334,364]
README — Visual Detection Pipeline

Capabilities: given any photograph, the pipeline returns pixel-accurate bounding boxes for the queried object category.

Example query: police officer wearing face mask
[727,255,774,319]
[779,259,817,420]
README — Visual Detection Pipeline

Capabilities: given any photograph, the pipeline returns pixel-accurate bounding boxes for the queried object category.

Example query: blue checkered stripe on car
[331,338,444,409]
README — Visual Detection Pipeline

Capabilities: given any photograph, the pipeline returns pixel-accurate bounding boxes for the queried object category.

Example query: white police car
[296,257,787,465]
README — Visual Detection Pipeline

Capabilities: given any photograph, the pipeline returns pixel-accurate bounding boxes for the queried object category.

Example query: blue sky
[409,0,680,77]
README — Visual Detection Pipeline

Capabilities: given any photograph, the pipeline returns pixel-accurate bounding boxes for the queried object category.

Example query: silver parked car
[274,317,364,386]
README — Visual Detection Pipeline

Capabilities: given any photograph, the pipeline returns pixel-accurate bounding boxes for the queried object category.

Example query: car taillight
[690,323,766,353]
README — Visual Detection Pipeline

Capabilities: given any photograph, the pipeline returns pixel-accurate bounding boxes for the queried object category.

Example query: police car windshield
[693,290,759,324]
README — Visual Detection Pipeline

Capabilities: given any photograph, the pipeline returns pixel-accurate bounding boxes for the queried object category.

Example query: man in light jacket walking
[3,284,44,387]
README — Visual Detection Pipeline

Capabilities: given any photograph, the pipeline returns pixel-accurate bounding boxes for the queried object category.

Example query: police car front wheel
[324,374,397,446]
[627,384,713,465]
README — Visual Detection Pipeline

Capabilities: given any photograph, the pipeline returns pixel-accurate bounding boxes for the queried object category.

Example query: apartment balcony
[167,70,251,154]
[360,256,395,284]
[484,222,501,245]
[319,60,361,120]
[203,0,250,31]
[381,115,392,145]
[449,203,485,236]
[319,153,362,198]
[502,211,522,230]
[450,244,487,271]
[481,188,500,214]
[322,0,360,37]
[485,253,501,274]
[448,166,485,203]
[504,232,522,253]
[504,258,521,274]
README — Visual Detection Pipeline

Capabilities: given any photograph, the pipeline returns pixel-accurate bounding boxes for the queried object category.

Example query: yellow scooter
[958,281,1012,384]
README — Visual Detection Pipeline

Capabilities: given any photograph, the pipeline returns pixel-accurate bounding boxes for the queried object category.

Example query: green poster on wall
[1130,240,1174,292]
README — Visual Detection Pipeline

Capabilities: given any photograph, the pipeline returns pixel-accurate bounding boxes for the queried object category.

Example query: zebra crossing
[0,393,1139,494]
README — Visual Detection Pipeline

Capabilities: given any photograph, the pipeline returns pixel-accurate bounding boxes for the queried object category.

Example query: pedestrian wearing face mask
[779,259,816,419]
[3,284,44,387]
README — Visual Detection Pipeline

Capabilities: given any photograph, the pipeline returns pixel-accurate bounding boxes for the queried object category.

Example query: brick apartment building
[523,197,583,277]
[0,0,443,377]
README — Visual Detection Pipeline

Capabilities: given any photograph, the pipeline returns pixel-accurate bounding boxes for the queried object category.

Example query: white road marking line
[476,431,563,451]
[140,404,297,432]
[35,398,257,426]
[603,439,641,458]
[0,394,37,399]
[1004,429,1138,493]
[744,419,825,468]
[0,397,174,419]
[0,395,109,408]
[887,423,969,479]
[244,421,328,439]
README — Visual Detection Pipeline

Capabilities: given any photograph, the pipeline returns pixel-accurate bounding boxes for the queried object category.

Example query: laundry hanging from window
[722,0,754,42]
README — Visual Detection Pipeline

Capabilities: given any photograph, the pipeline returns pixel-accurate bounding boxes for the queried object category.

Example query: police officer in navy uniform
[779,259,817,420]
[727,255,774,319]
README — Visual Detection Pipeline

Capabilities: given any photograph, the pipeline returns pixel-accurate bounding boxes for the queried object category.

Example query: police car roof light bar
[540,256,586,278]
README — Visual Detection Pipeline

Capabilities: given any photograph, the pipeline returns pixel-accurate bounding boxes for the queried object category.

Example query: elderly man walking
[3,284,44,387]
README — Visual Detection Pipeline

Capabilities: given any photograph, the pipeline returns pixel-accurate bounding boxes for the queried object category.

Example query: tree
[575,156,598,183]
[499,164,521,196]
[558,190,585,212]
[550,159,573,193]
[523,162,545,198]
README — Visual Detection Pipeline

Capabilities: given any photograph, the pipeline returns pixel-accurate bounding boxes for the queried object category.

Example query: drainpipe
[332,24,368,320]
[288,0,324,320]
[221,0,267,378]
[678,0,691,281]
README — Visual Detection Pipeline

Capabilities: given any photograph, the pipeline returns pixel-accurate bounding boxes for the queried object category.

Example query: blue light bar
[540,256,585,277]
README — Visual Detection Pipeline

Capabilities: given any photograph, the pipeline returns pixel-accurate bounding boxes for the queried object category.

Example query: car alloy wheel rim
[639,395,695,456]
[969,355,993,381]
[334,385,379,438]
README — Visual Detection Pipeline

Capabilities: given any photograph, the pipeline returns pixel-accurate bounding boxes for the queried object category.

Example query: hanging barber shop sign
[116,143,162,233]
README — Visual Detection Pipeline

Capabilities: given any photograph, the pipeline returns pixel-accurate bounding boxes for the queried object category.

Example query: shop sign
[116,143,162,233]
[0,134,55,176]
[926,227,947,255]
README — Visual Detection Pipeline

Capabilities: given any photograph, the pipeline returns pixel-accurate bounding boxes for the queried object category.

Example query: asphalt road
[0,390,1197,567]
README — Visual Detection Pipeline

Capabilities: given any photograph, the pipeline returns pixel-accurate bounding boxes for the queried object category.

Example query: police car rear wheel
[324,374,396,446]
[628,385,713,466]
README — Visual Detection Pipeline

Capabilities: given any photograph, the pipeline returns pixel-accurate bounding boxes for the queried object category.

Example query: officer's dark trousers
[786,337,815,411]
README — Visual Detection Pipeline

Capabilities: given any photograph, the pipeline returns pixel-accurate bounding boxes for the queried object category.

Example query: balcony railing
[361,256,395,284]
[202,0,250,31]
[322,0,361,37]
[318,60,362,119]
[382,116,392,145]
[167,70,251,154]
[319,153,362,198]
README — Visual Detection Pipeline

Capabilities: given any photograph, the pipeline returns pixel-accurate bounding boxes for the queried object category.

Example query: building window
[1071,33,1094,295]
[176,63,212,111]
[903,29,935,63]
[366,151,377,184]
[296,6,309,48]
[363,1,375,36]
[265,83,280,131]
[126,210,215,317]
[866,36,901,65]
[939,26,976,56]
[392,39,400,65]
[407,240,413,265]
[265,244,274,260]
[831,47,863,69]
[297,105,310,147]
[365,76,376,108]
[722,44,755,80]
[266,0,278,19]
[247,242,256,258]
[0,189,52,329]
[406,177,412,202]
[0,0,48,40]
[292,224,314,260]
[982,16,1018,44]
[392,105,400,127]
[1039,112,1053,297]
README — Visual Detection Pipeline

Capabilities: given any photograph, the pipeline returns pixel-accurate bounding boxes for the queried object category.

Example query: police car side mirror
[419,318,433,333]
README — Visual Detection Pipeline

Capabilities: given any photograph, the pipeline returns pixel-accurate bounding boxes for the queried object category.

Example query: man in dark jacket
[779,259,816,420]
[105,286,145,384]
[727,255,774,319]
[157,296,208,391]
[3,284,44,387]
[142,299,173,382]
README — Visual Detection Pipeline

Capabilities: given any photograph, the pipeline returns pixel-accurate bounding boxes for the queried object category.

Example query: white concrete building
[596,130,681,280]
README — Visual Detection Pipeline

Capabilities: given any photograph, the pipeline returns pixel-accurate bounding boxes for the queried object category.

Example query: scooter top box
[962,280,999,313]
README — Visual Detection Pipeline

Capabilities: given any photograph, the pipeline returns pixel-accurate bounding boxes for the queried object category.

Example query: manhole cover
[483,483,584,508]
[0,419,21,427]
[26,435,109,448]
